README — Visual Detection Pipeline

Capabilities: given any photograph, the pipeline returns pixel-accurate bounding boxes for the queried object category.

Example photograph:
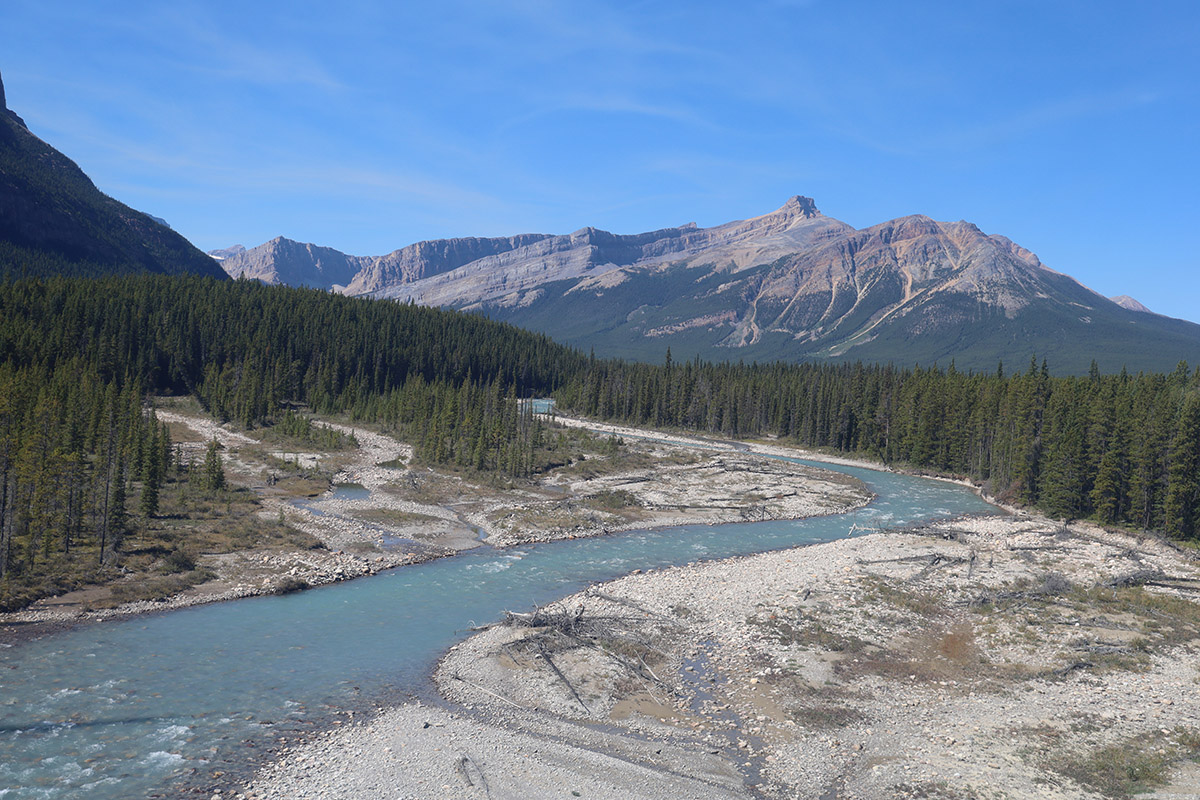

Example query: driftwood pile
[494,587,681,712]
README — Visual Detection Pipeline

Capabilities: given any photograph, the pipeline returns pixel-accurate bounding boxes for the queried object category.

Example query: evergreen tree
[1090,428,1128,525]
[1164,395,1200,538]
[203,438,226,493]
[106,460,128,562]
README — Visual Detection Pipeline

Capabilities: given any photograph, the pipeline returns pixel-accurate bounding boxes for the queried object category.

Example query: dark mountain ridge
[0,69,226,280]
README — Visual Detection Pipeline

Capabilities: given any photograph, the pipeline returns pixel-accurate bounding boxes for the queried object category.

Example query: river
[0,458,995,799]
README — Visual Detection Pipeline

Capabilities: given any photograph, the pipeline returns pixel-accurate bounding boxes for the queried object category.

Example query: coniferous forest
[0,275,582,607]
[556,355,1200,538]
[2,274,1199,608]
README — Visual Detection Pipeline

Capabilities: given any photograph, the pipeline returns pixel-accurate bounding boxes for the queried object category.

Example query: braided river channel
[0,457,995,799]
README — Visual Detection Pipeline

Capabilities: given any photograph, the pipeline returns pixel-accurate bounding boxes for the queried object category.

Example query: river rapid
[0,458,995,799]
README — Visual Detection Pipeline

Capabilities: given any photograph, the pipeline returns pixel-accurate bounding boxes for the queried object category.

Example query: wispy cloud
[493,92,722,137]
[806,85,1166,163]
[104,4,347,92]
[924,88,1163,152]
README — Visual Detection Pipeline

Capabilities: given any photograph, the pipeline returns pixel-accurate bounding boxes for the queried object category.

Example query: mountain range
[1,64,1193,376]
[215,197,1200,374]
[0,69,224,281]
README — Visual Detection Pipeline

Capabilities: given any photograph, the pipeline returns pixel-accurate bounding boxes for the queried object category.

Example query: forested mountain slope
[0,70,226,280]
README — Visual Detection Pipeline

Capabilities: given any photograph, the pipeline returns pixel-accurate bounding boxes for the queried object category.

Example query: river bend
[0,458,995,799]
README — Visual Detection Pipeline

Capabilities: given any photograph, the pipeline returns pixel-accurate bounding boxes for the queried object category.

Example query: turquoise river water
[0,458,995,798]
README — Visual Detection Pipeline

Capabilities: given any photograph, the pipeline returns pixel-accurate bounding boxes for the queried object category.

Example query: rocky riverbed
[0,411,868,639]
[243,510,1200,800]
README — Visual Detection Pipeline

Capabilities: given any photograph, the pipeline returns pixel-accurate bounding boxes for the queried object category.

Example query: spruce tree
[203,438,226,493]
[1164,395,1200,538]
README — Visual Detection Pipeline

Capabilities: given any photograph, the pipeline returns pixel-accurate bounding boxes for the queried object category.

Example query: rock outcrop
[216,237,364,288]
[1110,295,1154,314]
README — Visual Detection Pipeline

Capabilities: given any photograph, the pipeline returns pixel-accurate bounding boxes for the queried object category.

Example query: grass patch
[789,703,865,728]
[782,682,869,729]
[862,577,945,618]
[1041,728,1200,798]
[989,581,1200,674]
[888,782,966,799]
[107,567,216,604]
[588,489,641,511]
[837,619,995,684]
[754,613,873,654]
[499,504,587,531]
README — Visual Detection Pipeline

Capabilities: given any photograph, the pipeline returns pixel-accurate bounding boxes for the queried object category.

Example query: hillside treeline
[0,274,580,423]
[0,275,584,606]
[556,356,1200,538]
[3,273,1199,610]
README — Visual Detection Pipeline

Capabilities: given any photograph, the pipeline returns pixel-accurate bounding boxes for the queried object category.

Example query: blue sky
[3,1,1198,321]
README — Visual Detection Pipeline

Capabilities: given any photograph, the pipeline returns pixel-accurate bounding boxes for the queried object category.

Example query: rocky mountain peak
[782,195,818,213]
[775,195,820,219]
[0,68,7,110]
[713,195,831,245]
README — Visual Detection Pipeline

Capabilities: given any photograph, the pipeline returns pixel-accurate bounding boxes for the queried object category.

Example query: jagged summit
[0,68,25,128]
[215,236,362,288]
[738,195,822,230]
[778,195,820,216]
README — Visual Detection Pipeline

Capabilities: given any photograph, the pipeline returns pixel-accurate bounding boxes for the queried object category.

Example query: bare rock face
[234,196,848,302]
[345,233,556,296]
[208,244,246,261]
[224,195,1200,373]
[364,196,855,307]
[216,237,365,288]
[1110,295,1154,314]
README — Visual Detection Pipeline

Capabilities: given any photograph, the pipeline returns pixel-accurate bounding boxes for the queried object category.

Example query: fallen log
[448,672,526,709]
[537,642,589,713]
